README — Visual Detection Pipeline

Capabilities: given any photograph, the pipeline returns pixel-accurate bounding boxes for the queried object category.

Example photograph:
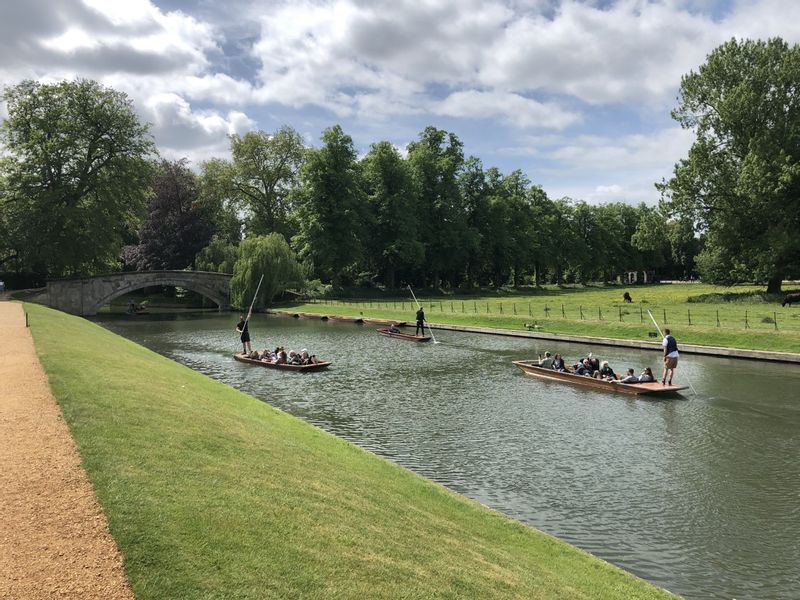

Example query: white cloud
[434,90,581,129]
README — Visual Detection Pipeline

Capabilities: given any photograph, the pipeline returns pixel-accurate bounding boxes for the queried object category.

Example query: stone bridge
[42,270,232,316]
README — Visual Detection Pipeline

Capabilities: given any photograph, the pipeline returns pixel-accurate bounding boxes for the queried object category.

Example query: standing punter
[661,328,679,385]
[415,306,425,336]
[236,313,252,355]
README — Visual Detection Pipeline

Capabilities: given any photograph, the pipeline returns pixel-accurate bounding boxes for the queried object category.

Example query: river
[95,312,800,600]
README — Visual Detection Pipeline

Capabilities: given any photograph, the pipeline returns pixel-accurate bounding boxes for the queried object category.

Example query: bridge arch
[44,271,232,316]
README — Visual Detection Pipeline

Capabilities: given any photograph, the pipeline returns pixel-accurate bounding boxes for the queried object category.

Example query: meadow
[278,283,800,353]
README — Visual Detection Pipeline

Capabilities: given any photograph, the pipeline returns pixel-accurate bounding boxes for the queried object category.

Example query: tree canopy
[229,234,304,308]
[0,79,155,276]
[660,37,800,292]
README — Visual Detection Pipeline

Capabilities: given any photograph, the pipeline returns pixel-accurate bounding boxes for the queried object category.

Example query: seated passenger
[288,351,302,365]
[537,351,554,369]
[638,367,655,383]
[275,350,288,365]
[618,368,638,383]
[551,353,566,372]
[587,353,600,372]
[574,359,593,376]
[594,360,616,380]
[248,350,259,359]
[388,324,401,334]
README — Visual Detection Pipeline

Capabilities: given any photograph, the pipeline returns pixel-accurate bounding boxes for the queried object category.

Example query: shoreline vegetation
[25,302,675,599]
[272,283,800,354]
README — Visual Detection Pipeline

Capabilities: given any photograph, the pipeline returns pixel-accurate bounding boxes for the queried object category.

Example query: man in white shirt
[661,328,679,385]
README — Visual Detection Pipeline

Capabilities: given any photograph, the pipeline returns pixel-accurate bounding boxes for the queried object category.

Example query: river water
[95,312,800,600]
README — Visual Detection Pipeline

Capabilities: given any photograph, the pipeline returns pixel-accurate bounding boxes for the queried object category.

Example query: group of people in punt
[536,351,656,384]
[247,346,321,365]
[236,314,320,365]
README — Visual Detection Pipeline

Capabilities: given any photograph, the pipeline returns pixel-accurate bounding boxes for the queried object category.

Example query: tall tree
[660,38,800,293]
[0,79,155,277]
[228,127,305,238]
[230,234,304,308]
[198,158,243,244]
[407,127,469,287]
[361,141,423,288]
[292,125,366,286]
[135,159,213,270]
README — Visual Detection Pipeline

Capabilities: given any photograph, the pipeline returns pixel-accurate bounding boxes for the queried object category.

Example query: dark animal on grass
[781,292,800,307]
[623,292,632,303]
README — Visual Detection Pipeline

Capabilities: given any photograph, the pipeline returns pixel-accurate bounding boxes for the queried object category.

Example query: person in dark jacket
[415,307,425,336]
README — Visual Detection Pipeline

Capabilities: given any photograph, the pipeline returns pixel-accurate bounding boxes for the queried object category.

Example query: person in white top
[661,328,679,385]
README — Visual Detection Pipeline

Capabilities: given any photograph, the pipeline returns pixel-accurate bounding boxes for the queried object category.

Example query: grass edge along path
[26,303,676,600]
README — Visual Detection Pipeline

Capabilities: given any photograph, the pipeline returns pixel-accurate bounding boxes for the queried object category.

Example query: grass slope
[280,284,800,353]
[26,303,675,599]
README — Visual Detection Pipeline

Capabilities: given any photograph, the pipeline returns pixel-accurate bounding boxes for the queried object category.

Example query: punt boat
[376,328,431,342]
[233,353,331,371]
[512,360,687,396]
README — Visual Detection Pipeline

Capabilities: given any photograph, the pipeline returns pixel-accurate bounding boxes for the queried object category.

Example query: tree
[361,141,423,288]
[135,159,213,270]
[195,238,238,274]
[0,79,155,277]
[291,125,367,286]
[660,38,800,293]
[228,127,305,238]
[229,234,304,308]
[198,158,243,244]
[406,127,469,287]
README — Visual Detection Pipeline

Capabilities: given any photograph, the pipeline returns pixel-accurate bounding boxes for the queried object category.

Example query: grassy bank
[25,302,674,599]
[277,284,800,353]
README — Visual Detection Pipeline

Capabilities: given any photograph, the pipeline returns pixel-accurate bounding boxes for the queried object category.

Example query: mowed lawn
[25,303,676,599]
[279,283,800,353]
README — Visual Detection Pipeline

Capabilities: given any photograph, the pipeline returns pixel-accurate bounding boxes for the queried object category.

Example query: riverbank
[269,310,800,364]
[23,302,675,599]
[273,282,800,356]
[0,302,133,599]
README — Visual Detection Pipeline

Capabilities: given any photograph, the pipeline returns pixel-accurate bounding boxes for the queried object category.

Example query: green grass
[280,284,800,353]
[25,302,675,599]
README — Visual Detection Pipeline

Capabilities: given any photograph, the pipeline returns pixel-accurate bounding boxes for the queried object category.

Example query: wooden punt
[233,353,331,371]
[512,360,686,396]
[376,328,431,342]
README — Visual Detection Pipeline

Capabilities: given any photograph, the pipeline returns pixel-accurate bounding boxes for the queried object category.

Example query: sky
[1,0,799,204]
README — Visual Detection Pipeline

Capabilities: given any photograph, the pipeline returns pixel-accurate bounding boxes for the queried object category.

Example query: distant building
[621,271,655,284]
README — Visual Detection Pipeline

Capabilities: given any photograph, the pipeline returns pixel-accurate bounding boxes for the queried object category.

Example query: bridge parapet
[44,270,232,316]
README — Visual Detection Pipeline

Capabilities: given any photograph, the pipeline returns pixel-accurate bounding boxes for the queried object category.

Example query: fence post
[580,305,584,320]
[687,309,691,326]
[529,302,532,316]
[745,310,749,329]
[774,312,778,331]
[500,303,503,314]
[640,306,643,323]
[619,306,622,322]
[462,301,465,313]
[544,304,550,318]
[474,301,477,313]
[487,302,489,313]
[451,301,454,312]
[513,303,517,315]
[561,304,565,318]
[716,309,720,327]
[663,309,667,325]
[439,301,443,311]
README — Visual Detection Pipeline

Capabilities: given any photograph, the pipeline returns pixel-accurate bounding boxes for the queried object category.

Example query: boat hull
[376,328,431,342]
[233,353,331,371]
[512,361,686,396]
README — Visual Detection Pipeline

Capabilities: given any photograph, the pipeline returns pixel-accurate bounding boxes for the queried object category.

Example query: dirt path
[0,302,134,599]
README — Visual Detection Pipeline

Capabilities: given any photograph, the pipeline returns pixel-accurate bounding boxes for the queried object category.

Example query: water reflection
[95,312,800,600]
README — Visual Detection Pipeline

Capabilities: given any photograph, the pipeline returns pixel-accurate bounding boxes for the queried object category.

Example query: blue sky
[2,0,798,204]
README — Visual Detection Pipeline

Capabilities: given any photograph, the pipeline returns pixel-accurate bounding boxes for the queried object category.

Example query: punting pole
[407,285,440,344]
[648,309,697,395]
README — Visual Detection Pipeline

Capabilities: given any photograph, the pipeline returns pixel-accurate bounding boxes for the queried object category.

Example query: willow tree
[660,38,800,293]
[229,234,304,309]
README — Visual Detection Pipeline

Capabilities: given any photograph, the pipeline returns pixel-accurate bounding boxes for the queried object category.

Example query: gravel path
[0,302,134,599]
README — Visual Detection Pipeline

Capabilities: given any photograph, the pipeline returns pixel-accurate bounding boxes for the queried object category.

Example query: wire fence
[307,297,799,332]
